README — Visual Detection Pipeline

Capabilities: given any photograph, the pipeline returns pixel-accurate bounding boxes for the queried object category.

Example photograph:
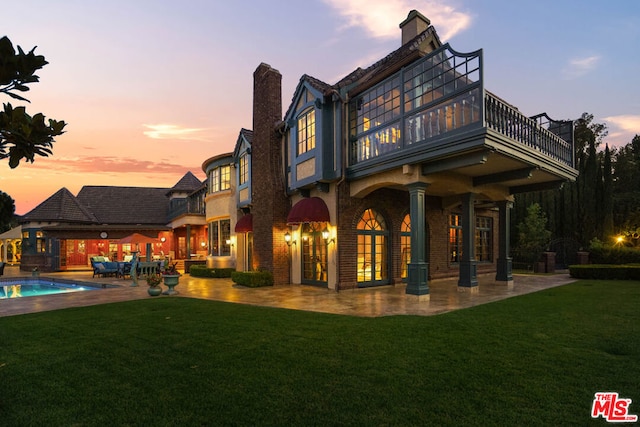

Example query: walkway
[0,265,576,318]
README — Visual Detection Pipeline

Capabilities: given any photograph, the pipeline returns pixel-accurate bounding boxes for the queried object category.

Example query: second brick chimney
[400,10,431,45]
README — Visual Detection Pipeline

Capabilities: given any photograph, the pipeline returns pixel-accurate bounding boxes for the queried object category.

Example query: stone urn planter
[147,285,163,297]
[162,274,180,295]
[146,273,163,297]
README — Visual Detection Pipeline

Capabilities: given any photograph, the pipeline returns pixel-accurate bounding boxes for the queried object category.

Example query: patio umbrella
[117,233,158,245]
[117,233,159,256]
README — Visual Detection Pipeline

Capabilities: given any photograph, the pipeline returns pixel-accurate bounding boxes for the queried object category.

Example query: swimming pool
[0,278,108,299]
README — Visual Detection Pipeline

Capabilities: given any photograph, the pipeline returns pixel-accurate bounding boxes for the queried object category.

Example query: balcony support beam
[510,179,565,194]
[422,150,490,175]
[473,167,536,187]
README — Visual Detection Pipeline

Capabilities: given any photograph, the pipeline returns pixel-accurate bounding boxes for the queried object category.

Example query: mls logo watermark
[591,392,638,423]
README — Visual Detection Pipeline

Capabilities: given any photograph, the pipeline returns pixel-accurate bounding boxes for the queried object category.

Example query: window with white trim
[297,109,316,155]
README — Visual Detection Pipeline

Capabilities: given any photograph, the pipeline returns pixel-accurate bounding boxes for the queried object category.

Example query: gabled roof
[22,188,97,223]
[77,186,171,225]
[233,128,254,158]
[239,128,253,144]
[336,25,442,94]
[284,74,334,124]
[282,23,442,123]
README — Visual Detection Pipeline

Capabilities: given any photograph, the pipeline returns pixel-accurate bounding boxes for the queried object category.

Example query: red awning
[235,214,253,233]
[286,197,330,224]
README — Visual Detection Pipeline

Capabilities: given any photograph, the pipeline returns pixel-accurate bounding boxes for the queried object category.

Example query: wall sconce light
[160,237,166,243]
[284,231,296,246]
[322,228,335,245]
[201,241,207,248]
[226,238,234,247]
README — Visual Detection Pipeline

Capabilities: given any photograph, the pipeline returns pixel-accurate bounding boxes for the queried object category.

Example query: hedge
[231,271,274,287]
[569,264,640,280]
[189,265,234,278]
[588,246,640,264]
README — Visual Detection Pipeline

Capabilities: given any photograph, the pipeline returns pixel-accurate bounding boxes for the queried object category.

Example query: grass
[1,280,639,426]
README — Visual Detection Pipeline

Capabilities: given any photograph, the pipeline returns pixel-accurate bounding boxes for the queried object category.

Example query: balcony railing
[167,198,205,221]
[485,94,574,168]
[349,43,575,171]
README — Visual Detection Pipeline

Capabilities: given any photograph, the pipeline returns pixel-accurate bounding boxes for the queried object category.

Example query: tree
[515,203,552,265]
[0,36,66,168]
[601,144,614,239]
[0,190,15,233]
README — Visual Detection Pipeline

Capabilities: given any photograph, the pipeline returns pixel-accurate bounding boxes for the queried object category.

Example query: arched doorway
[356,208,389,287]
[301,223,327,286]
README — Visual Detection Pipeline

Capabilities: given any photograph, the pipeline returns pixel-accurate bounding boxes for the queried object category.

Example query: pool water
[0,279,101,299]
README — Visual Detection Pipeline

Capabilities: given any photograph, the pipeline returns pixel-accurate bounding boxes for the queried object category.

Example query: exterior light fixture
[284,231,295,246]
[322,228,335,245]
[225,238,234,247]
[201,241,207,248]
[160,237,166,243]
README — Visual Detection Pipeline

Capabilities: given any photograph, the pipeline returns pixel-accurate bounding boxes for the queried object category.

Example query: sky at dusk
[2,0,639,215]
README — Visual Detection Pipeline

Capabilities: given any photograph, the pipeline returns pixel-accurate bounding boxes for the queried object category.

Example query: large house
[21,11,577,300]
[227,10,576,298]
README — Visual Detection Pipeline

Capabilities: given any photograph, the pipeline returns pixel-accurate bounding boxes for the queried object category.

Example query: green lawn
[1,280,638,426]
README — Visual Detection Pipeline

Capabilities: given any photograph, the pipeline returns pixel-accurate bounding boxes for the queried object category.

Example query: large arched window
[356,209,389,286]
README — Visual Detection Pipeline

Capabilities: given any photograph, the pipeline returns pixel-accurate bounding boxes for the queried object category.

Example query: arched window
[356,209,389,286]
[401,214,411,280]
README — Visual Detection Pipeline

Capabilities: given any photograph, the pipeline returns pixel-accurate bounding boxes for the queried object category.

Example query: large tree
[0,36,66,168]
[0,190,15,233]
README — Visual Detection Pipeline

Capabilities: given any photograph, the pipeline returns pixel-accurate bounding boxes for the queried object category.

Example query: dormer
[233,128,253,208]
[283,76,342,192]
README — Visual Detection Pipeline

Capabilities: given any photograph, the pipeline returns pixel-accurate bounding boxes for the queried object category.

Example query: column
[458,192,478,290]
[495,200,513,286]
[406,183,430,300]
[186,224,191,259]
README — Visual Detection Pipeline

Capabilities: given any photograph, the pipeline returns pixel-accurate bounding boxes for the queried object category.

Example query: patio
[0,264,576,318]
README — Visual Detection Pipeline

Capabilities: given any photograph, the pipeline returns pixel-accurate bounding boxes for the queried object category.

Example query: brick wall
[251,63,290,285]
[336,183,499,288]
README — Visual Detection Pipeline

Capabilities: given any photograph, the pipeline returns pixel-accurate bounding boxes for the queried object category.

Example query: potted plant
[161,262,181,295]
[146,273,163,296]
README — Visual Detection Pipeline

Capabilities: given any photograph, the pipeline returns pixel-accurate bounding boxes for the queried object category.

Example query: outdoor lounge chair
[91,257,119,277]
[117,262,132,279]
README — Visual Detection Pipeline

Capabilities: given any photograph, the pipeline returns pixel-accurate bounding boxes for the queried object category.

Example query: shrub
[189,265,234,278]
[569,264,640,280]
[231,271,274,287]
[588,245,640,264]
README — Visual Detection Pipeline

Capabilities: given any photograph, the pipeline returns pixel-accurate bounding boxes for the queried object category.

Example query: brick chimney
[400,10,431,45]
[251,63,290,285]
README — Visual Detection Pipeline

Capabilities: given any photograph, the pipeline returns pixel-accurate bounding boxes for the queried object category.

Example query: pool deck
[0,265,576,318]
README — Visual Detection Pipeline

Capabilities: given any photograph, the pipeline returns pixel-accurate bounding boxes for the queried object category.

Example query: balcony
[167,198,205,222]
[485,95,574,168]
[347,43,577,192]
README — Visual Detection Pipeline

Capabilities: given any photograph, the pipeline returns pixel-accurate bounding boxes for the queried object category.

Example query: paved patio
[0,265,576,318]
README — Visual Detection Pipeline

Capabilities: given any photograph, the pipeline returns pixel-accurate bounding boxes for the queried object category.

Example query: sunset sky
[3,0,639,215]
